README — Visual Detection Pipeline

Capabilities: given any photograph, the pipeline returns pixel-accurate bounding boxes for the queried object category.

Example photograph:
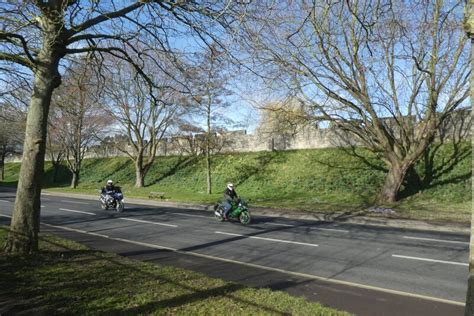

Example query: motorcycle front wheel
[116,201,124,213]
[100,202,108,210]
[214,209,224,222]
[239,211,251,225]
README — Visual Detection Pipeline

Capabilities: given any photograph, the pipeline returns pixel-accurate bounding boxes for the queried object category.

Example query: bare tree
[0,1,247,254]
[102,59,184,188]
[188,45,233,194]
[51,59,106,188]
[241,0,469,203]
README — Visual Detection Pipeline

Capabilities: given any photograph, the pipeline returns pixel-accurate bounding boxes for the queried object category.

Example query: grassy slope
[0,226,348,315]
[2,142,471,222]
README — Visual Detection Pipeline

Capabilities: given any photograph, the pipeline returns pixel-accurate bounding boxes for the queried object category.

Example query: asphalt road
[0,189,469,315]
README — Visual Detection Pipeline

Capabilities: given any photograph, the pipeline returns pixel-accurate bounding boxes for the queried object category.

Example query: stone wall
[152,108,471,155]
[6,108,470,162]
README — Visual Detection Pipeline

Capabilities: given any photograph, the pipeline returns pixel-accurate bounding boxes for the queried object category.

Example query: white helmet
[227,183,234,190]
[107,179,113,185]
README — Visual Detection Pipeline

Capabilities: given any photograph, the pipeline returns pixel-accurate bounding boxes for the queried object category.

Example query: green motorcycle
[214,199,251,225]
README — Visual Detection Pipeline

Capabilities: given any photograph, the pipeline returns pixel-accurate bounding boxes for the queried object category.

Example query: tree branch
[67,2,145,37]
[0,52,33,69]
[0,32,36,65]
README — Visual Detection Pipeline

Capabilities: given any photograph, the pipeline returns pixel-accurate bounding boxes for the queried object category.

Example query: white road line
[392,254,468,267]
[41,205,45,208]
[173,212,208,218]
[267,223,349,233]
[119,217,178,228]
[58,208,96,216]
[40,223,465,307]
[60,200,90,205]
[215,231,319,247]
[403,236,469,245]
[0,214,11,218]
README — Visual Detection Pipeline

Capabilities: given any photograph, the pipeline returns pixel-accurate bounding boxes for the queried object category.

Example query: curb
[41,190,471,234]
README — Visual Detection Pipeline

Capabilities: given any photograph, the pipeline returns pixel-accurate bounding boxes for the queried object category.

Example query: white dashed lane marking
[119,217,178,228]
[402,236,469,245]
[58,208,96,216]
[392,254,468,267]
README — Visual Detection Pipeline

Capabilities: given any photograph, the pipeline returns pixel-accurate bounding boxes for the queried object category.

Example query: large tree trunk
[4,11,63,254]
[4,66,60,254]
[377,161,410,203]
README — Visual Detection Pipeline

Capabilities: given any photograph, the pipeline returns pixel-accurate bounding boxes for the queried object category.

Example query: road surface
[0,189,468,315]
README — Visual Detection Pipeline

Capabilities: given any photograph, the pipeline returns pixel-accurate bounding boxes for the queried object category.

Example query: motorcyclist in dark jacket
[102,179,119,194]
[223,183,239,219]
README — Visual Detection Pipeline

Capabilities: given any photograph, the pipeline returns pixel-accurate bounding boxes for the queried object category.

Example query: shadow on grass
[399,141,471,200]
[234,151,288,187]
[148,156,198,187]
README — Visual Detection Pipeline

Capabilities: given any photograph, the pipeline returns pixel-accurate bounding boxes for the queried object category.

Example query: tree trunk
[206,143,212,194]
[206,106,212,194]
[135,168,145,188]
[377,161,409,204]
[0,149,6,181]
[467,272,474,316]
[4,10,63,253]
[70,170,79,189]
[4,66,60,254]
[52,162,60,184]
[0,154,4,181]
[135,156,145,188]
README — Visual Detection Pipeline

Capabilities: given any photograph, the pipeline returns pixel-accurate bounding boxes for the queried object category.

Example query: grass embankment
[0,226,348,315]
[2,142,471,222]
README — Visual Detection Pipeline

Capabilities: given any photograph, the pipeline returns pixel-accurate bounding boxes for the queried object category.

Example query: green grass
[2,142,471,222]
[0,226,349,315]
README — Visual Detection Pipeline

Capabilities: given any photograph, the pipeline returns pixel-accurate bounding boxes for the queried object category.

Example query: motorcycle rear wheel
[239,211,251,225]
